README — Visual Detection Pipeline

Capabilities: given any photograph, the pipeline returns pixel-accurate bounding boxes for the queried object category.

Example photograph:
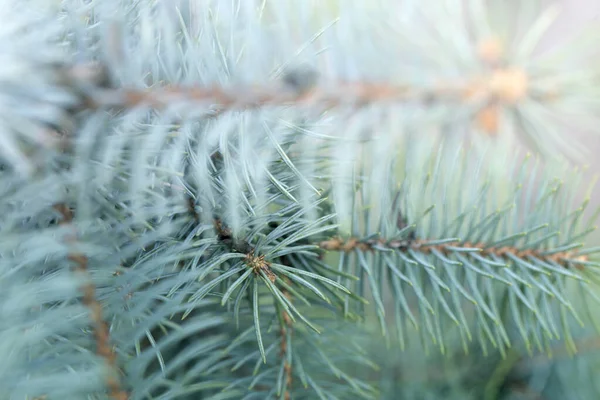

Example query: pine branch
[52,203,128,400]
[318,237,588,271]
[49,55,542,149]
[76,64,535,111]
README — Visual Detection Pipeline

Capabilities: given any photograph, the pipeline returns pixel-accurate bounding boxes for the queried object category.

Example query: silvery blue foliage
[1,1,600,399]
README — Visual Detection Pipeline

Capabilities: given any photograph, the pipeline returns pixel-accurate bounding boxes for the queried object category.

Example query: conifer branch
[210,218,303,398]
[58,58,539,136]
[49,53,551,151]
[53,203,128,400]
[79,67,538,115]
[318,236,588,270]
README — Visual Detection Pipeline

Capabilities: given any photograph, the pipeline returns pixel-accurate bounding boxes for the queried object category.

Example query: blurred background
[531,0,600,245]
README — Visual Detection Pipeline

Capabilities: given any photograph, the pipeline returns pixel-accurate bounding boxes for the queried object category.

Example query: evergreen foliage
[1,1,600,399]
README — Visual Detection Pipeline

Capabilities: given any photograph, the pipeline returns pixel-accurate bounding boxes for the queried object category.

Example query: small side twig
[53,203,128,400]
[278,258,295,400]
[279,288,294,400]
[212,217,293,397]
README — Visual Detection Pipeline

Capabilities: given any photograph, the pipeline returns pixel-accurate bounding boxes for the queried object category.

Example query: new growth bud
[281,64,319,95]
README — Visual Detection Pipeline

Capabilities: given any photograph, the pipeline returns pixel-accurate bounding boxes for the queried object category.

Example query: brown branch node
[245,252,276,283]
[212,218,276,280]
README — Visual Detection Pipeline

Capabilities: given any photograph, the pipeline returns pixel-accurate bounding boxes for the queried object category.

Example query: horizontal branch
[318,237,588,270]
[66,60,547,121]
[87,72,531,110]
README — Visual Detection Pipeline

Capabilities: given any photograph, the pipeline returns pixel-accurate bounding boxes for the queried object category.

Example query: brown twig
[186,195,200,224]
[213,218,233,241]
[318,237,588,270]
[279,291,294,400]
[212,217,291,397]
[53,203,128,400]
[277,253,300,400]
[86,71,526,111]
[277,261,294,400]
[65,53,535,138]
